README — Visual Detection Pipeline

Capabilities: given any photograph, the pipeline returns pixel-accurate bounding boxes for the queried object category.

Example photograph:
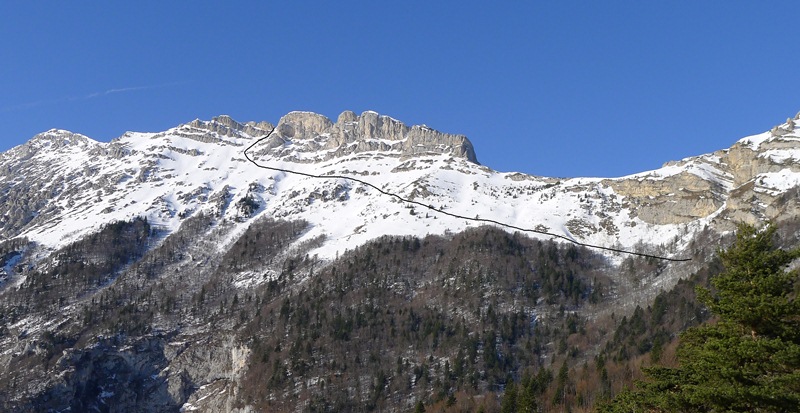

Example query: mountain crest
[184,115,274,140]
[23,129,96,151]
[258,110,478,164]
[4,109,800,267]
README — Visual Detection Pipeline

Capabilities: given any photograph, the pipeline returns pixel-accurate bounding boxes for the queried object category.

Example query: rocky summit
[259,110,478,163]
[1,110,800,412]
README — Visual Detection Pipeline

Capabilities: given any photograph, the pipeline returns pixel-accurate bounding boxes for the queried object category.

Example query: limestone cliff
[596,114,800,229]
[258,110,478,163]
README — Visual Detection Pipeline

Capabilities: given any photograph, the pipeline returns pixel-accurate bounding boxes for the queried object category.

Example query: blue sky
[2,2,799,178]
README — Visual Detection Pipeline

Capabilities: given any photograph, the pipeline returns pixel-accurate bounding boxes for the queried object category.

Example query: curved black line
[243,127,691,262]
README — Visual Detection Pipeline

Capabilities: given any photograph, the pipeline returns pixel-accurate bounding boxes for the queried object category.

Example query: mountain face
[6,109,799,262]
[1,110,800,412]
[0,110,480,261]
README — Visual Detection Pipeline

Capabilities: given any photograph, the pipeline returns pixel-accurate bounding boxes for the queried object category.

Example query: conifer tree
[552,360,570,407]
[516,373,538,413]
[501,382,517,413]
[599,223,800,412]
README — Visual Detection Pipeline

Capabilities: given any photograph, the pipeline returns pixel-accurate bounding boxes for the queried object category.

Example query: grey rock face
[599,123,800,227]
[262,110,479,164]
[276,111,334,138]
[189,115,274,139]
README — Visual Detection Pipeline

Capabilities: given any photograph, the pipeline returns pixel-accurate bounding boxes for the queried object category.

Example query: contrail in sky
[1,81,189,112]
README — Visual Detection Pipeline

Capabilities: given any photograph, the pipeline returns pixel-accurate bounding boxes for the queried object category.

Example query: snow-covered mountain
[3,109,800,412]
[2,110,800,267]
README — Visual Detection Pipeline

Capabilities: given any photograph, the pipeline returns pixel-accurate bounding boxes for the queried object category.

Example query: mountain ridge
[3,109,800,412]
[3,109,800,267]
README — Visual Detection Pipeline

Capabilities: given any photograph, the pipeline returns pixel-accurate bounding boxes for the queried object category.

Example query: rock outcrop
[188,115,274,139]
[605,170,727,225]
[597,117,800,227]
[259,110,479,163]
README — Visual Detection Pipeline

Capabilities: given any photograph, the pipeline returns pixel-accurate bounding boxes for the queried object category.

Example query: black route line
[243,128,691,262]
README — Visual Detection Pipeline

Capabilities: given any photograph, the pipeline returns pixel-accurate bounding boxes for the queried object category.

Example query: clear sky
[2,2,799,178]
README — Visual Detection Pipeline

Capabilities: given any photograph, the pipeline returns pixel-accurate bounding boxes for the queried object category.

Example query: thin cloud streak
[1,81,190,112]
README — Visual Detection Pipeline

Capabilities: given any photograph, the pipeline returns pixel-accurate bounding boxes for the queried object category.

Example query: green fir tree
[600,223,800,412]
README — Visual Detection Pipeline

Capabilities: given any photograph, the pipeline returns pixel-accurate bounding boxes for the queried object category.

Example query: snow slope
[3,110,800,264]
